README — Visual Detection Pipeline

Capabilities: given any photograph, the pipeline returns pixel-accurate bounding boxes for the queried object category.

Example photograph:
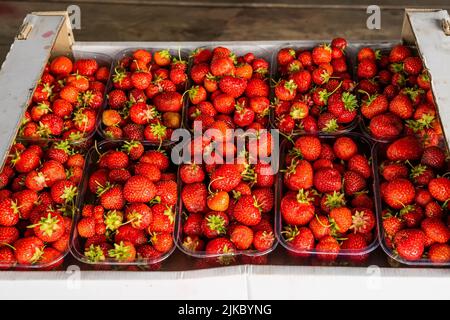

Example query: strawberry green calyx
[350,210,371,233]
[149,196,161,205]
[96,181,113,197]
[341,92,358,111]
[150,122,167,140]
[112,67,127,84]
[36,102,52,113]
[318,89,330,104]
[108,241,132,261]
[61,185,78,204]
[126,211,143,229]
[85,244,106,263]
[405,114,434,133]
[391,63,404,73]
[30,246,45,264]
[282,225,300,242]
[288,48,296,57]
[296,189,313,204]
[399,204,417,216]
[324,191,346,210]
[158,49,172,60]
[68,131,85,141]
[104,210,124,231]
[322,118,339,133]
[403,87,424,101]
[375,49,382,60]
[163,205,175,225]
[290,105,308,120]
[320,69,331,83]
[229,52,238,65]
[288,147,303,160]
[206,214,227,235]
[78,90,95,107]
[284,79,298,94]
[288,62,301,73]
[410,164,428,179]
[29,213,61,237]
[121,140,140,154]
[231,190,242,201]
[53,140,72,154]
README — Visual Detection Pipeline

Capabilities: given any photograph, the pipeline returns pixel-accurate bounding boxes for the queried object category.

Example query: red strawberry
[210,164,241,192]
[277,48,296,66]
[383,215,405,238]
[151,232,173,253]
[429,243,450,263]
[252,188,274,213]
[253,230,275,252]
[233,195,261,226]
[77,217,96,238]
[348,154,371,179]
[294,136,321,161]
[73,58,98,76]
[360,94,389,119]
[210,57,234,77]
[389,94,413,119]
[50,56,73,75]
[153,91,182,112]
[329,207,352,233]
[50,180,77,204]
[123,175,156,203]
[357,58,377,79]
[115,225,147,246]
[381,162,409,181]
[368,113,403,140]
[428,177,450,202]
[281,190,315,226]
[0,247,16,269]
[382,178,415,209]
[343,170,367,196]
[32,212,65,242]
[0,198,20,226]
[125,203,153,230]
[421,146,446,170]
[182,182,207,213]
[11,148,41,173]
[205,237,236,256]
[313,168,342,193]
[316,235,340,261]
[357,47,377,61]
[350,208,376,234]
[421,217,450,244]
[312,44,332,64]
[283,160,313,191]
[245,78,269,98]
[155,180,177,206]
[284,226,314,255]
[389,45,412,63]
[219,76,247,98]
[394,229,425,261]
[333,137,357,161]
[99,185,125,210]
[0,226,19,245]
[183,213,203,236]
[387,136,423,161]
[108,241,136,262]
[403,56,423,75]
[148,204,175,233]
[14,236,44,265]
[275,80,297,101]
[340,233,368,261]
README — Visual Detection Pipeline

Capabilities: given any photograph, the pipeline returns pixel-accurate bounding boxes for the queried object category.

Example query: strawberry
[312,44,332,64]
[212,93,235,114]
[32,212,65,242]
[148,204,174,233]
[253,230,275,252]
[12,189,38,218]
[281,190,315,226]
[140,150,170,171]
[389,45,412,63]
[348,154,371,179]
[357,47,377,61]
[0,226,19,245]
[14,236,44,265]
[368,113,403,140]
[428,243,450,263]
[294,136,321,161]
[333,137,357,161]
[153,91,183,112]
[50,180,77,204]
[210,164,241,192]
[155,180,177,206]
[77,217,96,238]
[252,188,274,213]
[394,229,425,261]
[115,225,146,246]
[73,58,99,76]
[383,215,405,238]
[382,178,415,209]
[151,232,173,253]
[357,58,377,79]
[428,177,450,202]
[340,233,368,261]
[316,235,340,261]
[245,78,269,98]
[108,241,136,262]
[0,247,16,269]
[11,148,41,174]
[386,136,423,161]
[350,208,376,234]
[125,203,153,230]
[201,211,229,238]
[205,237,235,255]
[421,146,446,170]
[403,56,423,75]
[389,94,413,119]
[99,185,125,210]
[313,168,342,193]
[381,162,409,181]
[50,56,73,76]
[229,224,254,250]
[275,80,297,101]
[0,198,20,226]
[283,160,313,191]
[218,76,247,98]
[284,226,314,255]
[182,182,207,213]
[421,217,450,244]
[329,207,352,233]
[277,48,296,66]
[38,247,63,270]
[123,175,156,203]
[360,94,389,119]
[343,170,366,196]
[233,195,261,226]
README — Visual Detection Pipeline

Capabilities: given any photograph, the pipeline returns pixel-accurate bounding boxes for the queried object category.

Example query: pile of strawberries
[180,157,276,260]
[273,38,358,135]
[356,45,441,143]
[280,135,376,262]
[21,55,109,141]
[0,140,84,269]
[379,136,450,263]
[101,49,187,143]
[76,141,176,264]
[186,46,271,131]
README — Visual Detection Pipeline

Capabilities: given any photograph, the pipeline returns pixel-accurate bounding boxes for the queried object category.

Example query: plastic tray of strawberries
[351,42,440,144]
[70,139,178,267]
[183,44,273,132]
[276,132,379,263]
[373,135,450,266]
[98,47,189,145]
[0,139,86,270]
[18,51,112,145]
[270,39,359,137]
[176,140,279,261]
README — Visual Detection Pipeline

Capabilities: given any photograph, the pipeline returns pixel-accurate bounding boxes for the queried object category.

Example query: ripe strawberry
[382,178,415,209]
[383,215,405,238]
[99,185,125,210]
[283,160,313,191]
[386,136,423,161]
[11,148,41,174]
[153,91,183,112]
[313,168,342,193]
[0,247,16,269]
[252,188,274,213]
[108,241,136,262]
[294,136,321,161]
[389,45,412,63]
[394,229,425,261]
[50,180,77,204]
[182,182,207,213]
[403,56,423,75]
[284,226,314,255]
[125,203,153,230]
[0,198,20,226]
[0,226,19,245]
[316,236,340,261]
[333,137,357,161]
[73,58,99,76]
[50,56,73,76]
[343,170,367,196]
[14,236,44,265]
[421,146,446,170]
[329,207,352,233]
[123,175,156,203]
[360,94,389,119]
[389,94,413,119]
[357,58,377,79]
[275,80,297,101]
[348,154,371,179]
[312,44,332,64]
[421,217,450,244]
[12,189,38,218]
[155,180,177,206]
[205,237,235,255]
[210,164,241,192]
[368,113,403,140]
[428,177,450,202]
[340,233,368,261]
[428,243,450,263]
[277,48,296,66]
[32,212,65,242]
[233,195,261,226]
[350,208,376,234]
[253,230,275,252]
[281,190,315,226]
[38,247,64,270]
[381,162,408,181]
[357,47,377,61]
[151,232,173,253]
[218,76,247,98]
[245,78,269,98]
[77,217,96,238]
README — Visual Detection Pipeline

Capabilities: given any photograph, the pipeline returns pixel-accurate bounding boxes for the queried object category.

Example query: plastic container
[373,140,450,266]
[182,43,274,131]
[276,132,379,262]
[97,47,190,144]
[269,42,359,137]
[70,140,178,266]
[18,51,113,146]
[349,42,422,143]
[0,139,87,270]
[175,164,279,261]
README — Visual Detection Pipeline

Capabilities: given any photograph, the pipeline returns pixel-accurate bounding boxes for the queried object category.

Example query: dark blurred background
[1,0,450,63]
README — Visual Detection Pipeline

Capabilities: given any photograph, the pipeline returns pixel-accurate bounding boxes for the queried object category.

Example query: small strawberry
[123,175,156,203]
[394,229,425,261]
[0,198,20,227]
[429,243,450,263]
[368,113,403,140]
[253,230,275,252]
[108,241,136,262]
[205,237,236,255]
[382,178,415,209]
[229,225,253,250]
[151,232,174,253]
[313,168,342,193]
[14,236,44,265]
[316,235,340,261]
[350,208,376,234]
[421,217,450,244]
[31,212,65,243]
[386,136,423,161]
[182,182,207,213]
[343,170,367,196]
[233,195,262,226]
